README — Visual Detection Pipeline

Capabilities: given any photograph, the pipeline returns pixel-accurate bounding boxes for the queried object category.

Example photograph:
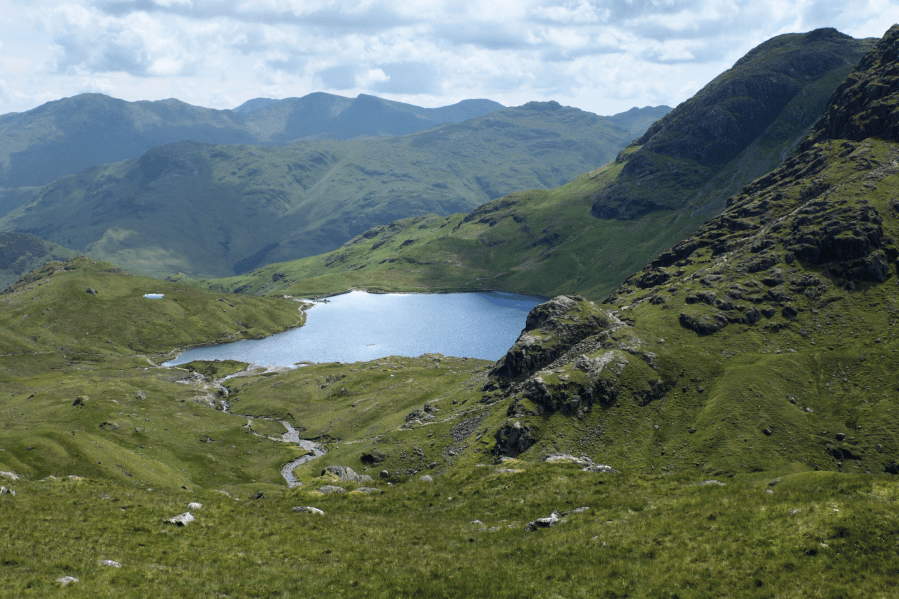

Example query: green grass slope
[469,25,899,478]
[205,163,710,299]
[0,103,665,279]
[209,28,874,301]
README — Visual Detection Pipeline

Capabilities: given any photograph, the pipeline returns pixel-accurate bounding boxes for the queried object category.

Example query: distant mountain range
[0,99,670,280]
[0,92,505,189]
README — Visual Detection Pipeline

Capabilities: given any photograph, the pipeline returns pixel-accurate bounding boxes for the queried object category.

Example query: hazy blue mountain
[0,92,505,189]
[238,93,505,142]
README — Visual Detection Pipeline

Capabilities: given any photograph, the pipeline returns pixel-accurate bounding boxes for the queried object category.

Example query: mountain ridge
[0,92,506,189]
[476,23,899,476]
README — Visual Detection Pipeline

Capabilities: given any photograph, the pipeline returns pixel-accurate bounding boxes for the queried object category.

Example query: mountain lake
[163,290,545,368]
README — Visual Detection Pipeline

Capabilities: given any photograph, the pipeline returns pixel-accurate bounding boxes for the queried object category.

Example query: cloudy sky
[1,0,896,117]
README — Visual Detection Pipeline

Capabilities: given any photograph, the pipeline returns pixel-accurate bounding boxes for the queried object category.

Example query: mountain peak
[803,27,855,43]
[802,24,899,147]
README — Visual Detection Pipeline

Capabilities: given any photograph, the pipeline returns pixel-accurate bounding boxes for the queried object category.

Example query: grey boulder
[164,512,195,526]
[321,465,373,483]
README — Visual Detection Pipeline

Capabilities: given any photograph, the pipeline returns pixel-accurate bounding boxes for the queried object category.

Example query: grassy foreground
[2,467,897,598]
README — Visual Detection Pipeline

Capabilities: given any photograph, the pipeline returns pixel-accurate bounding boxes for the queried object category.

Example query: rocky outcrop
[321,465,373,483]
[525,510,561,531]
[493,421,536,457]
[164,512,195,526]
[292,506,324,515]
[489,296,615,381]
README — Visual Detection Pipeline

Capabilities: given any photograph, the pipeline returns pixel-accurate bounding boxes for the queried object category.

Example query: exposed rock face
[486,295,669,457]
[490,296,615,380]
[493,420,536,457]
[360,450,386,466]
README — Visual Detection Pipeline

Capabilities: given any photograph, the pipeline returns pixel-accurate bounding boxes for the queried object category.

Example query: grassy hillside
[209,28,874,301]
[0,103,666,279]
[205,164,710,299]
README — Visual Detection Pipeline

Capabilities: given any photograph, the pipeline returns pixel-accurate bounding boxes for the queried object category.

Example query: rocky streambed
[276,422,327,488]
[175,365,328,487]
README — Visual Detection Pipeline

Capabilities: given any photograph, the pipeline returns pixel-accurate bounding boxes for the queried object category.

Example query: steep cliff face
[485,26,899,475]
[591,28,875,221]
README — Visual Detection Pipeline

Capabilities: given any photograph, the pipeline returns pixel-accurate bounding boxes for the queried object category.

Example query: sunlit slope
[208,28,875,300]
[0,256,309,492]
[205,164,710,299]
[471,24,899,477]
[0,257,304,358]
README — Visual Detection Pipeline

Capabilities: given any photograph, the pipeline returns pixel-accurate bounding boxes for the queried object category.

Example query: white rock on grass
[57,576,79,585]
[164,512,195,526]
[525,510,561,532]
[582,464,618,473]
[0,471,19,481]
[696,480,726,486]
[0,486,15,496]
[292,506,324,515]
[187,502,202,510]
[98,560,121,567]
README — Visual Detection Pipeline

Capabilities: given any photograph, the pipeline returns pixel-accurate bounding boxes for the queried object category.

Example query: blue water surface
[164,290,544,368]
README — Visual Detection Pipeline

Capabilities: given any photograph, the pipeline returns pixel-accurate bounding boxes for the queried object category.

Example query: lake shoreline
[162,290,543,368]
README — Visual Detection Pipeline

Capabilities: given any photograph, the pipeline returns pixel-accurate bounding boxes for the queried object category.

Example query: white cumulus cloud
[0,0,896,116]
